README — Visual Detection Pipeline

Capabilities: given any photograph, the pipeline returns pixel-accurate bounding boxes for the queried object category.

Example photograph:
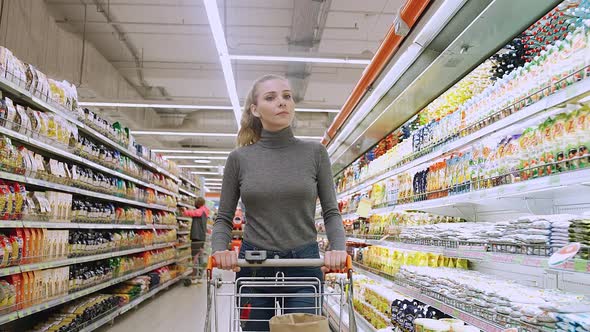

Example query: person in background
[211,74,347,330]
[183,197,209,280]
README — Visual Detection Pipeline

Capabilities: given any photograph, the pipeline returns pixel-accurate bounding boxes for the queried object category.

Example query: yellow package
[446,257,456,268]
[456,259,469,269]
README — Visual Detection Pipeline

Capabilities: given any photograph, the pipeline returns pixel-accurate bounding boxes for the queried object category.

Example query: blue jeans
[236,241,323,331]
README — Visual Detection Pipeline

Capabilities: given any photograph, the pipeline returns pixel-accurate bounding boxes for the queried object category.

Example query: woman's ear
[250,104,260,118]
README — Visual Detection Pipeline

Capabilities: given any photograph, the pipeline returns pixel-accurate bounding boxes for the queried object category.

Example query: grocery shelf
[77,269,193,332]
[177,231,190,235]
[14,258,177,322]
[336,77,590,200]
[395,168,590,216]
[177,202,194,209]
[0,170,176,212]
[5,220,178,230]
[0,125,178,198]
[324,296,373,332]
[0,242,176,277]
[176,216,192,222]
[0,74,181,184]
[350,261,507,332]
[176,243,191,250]
[179,174,199,189]
[179,187,197,198]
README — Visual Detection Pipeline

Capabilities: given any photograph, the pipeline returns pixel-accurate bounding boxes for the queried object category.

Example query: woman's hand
[321,250,348,273]
[212,250,240,272]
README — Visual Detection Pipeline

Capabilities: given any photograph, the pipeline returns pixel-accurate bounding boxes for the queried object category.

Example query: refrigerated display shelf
[336,75,590,200]
[176,216,192,222]
[179,187,197,198]
[177,231,190,235]
[77,269,193,332]
[350,261,553,332]
[0,125,178,198]
[324,296,372,332]
[0,170,176,212]
[0,242,176,277]
[0,258,177,325]
[0,74,180,183]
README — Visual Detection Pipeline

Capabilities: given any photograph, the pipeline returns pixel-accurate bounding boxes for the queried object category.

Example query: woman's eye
[283,94,292,100]
[265,96,274,101]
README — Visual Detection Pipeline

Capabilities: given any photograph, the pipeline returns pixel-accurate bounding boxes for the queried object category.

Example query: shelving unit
[0,258,178,325]
[319,1,590,331]
[77,268,193,332]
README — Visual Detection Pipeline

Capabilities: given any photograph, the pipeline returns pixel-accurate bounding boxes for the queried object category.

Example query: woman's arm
[316,144,346,251]
[211,151,241,253]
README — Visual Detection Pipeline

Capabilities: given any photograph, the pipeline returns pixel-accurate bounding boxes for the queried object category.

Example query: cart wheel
[183,279,192,287]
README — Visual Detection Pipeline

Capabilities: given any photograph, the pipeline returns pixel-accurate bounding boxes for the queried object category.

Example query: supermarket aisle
[99,271,234,332]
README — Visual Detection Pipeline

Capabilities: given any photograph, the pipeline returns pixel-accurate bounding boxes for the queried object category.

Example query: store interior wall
[0,0,159,132]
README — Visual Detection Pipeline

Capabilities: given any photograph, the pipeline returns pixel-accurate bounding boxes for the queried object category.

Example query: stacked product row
[0,180,177,224]
[29,264,185,332]
[0,46,179,177]
[0,247,175,314]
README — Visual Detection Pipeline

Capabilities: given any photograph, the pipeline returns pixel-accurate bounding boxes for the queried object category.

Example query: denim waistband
[240,240,320,259]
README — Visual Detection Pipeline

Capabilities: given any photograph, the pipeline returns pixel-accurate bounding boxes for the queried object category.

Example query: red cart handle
[207,255,353,274]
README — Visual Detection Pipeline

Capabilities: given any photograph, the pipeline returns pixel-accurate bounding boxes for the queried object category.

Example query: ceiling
[44,0,403,189]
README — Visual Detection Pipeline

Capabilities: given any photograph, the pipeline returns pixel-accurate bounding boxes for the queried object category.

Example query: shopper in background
[183,197,209,278]
[211,74,347,330]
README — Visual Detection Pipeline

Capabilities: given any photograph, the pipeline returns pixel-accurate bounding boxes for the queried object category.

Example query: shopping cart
[182,240,208,286]
[205,251,357,332]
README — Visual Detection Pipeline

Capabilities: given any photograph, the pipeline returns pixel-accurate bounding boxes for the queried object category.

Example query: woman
[211,74,347,330]
[183,197,209,279]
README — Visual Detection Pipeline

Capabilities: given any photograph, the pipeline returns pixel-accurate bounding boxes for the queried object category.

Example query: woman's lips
[276,111,290,116]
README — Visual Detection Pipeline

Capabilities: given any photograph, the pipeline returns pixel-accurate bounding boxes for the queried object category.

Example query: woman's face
[251,79,295,132]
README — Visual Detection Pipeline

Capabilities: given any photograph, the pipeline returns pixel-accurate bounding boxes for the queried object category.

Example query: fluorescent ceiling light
[151,149,231,154]
[229,54,371,65]
[191,171,222,175]
[78,102,233,110]
[205,178,223,182]
[80,102,338,113]
[204,0,241,125]
[131,131,236,137]
[193,160,212,164]
[163,156,227,160]
[132,131,322,140]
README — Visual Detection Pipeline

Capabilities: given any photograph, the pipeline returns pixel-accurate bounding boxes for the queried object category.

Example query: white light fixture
[152,149,231,154]
[326,0,467,159]
[205,178,223,182]
[193,160,212,164]
[78,102,233,110]
[191,171,222,175]
[163,156,227,160]
[80,102,339,113]
[131,131,236,137]
[204,0,241,125]
[229,54,371,65]
[132,131,322,140]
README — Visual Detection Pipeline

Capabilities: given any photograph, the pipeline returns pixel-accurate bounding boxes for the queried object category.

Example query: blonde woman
[211,74,347,330]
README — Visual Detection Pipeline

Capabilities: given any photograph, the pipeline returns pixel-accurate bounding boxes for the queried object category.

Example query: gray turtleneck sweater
[211,127,346,253]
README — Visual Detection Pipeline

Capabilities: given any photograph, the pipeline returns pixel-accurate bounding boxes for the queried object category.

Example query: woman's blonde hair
[237,74,289,147]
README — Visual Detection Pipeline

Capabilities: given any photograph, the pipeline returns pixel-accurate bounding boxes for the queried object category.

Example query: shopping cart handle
[207,255,353,273]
